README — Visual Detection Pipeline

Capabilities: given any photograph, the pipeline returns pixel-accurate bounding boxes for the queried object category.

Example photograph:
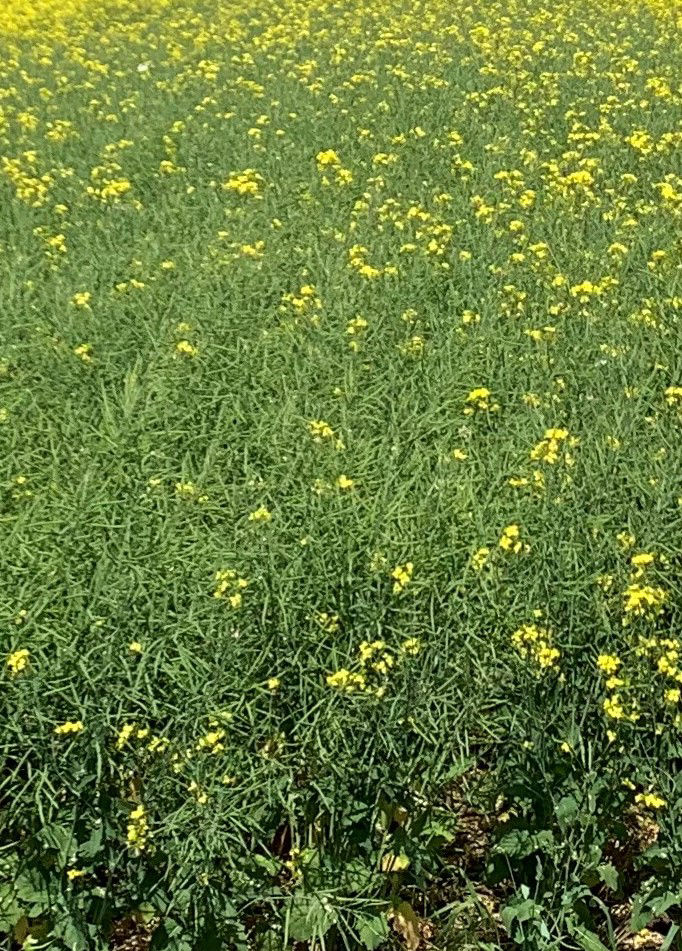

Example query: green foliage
[2,0,682,946]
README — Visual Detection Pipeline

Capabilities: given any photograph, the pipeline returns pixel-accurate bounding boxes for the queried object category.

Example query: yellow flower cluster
[175,339,199,358]
[511,624,560,672]
[622,583,667,623]
[174,481,207,503]
[529,428,573,465]
[470,547,490,571]
[213,569,249,608]
[126,804,149,851]
[280,284,322,327]
[391,562,413,594]
[115,722,169,754]
[6,648,29,676]
[312,611,340,633]
[54,720,84,736]
[308,419,344,449]
[498,524,529,555]
[315,149,353,185]
[327,637,423,697]
[196,728,226,754]
[664,385,682,407]
[222,169,263,197]
[635,792,666,810]
[463,387,499,415]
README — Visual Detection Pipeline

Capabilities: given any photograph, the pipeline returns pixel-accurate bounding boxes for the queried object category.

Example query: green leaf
[150,922,193,951]
[442,758,475,782]
[555,794,580,823]
[39,823,74,862]
[257,933,284,951]
[339,858,375,894]
[78,824,104,860]
[652,891,680,918]
[630,891,679,932]
[357,913,390,950]
[14,868,50,913]
[53,918,90,951]
[251,854,280,876]
[286,894,337,943]
[597,863,619,892]
[496,829,554,859]
[508,899,538,925]
[572,927,611,951]
[0,884,22,933]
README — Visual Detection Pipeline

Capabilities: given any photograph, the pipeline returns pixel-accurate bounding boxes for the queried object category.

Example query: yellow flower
[267,677,281,691]
[399,335,424,357]
[313,611,339,632]
[635,792,666,810]
[665,385,682,406]
[213,569,248,605]
[115,722,138,750]
[6,648,29,676]
[401,637,422,655]
[175,481,198,499]
[499,523,528,554]
[55,720,84,735]
[471,546,490,571]
[308,419,335,441]
[222,168,263,196]
[358,640,386,662]
[616,530,636,550]
[623,583,666,621]
[512,624,560,671]
[326,668,365,693]
[73,343,92,363]
[71,291,92,309]
[197,729,226,754]
[530,428,570,464]
[391,562,413,594]
[126,804,149,850]
[603,695,625,720]
[248,505,272,522]
[128,641,143,654]
[316,149,341,167]
[464,387,499,414]
[175,339,198,358]
[336,474,354,490]
[596,654,621,676]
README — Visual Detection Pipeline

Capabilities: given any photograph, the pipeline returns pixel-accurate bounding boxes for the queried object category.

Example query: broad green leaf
[573,927,611,951]
[357,913,390,950]
[597,863,619,892]
[286,894,337,943]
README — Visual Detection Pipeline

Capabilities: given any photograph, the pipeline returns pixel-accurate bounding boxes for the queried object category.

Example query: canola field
[3,0,682,947]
